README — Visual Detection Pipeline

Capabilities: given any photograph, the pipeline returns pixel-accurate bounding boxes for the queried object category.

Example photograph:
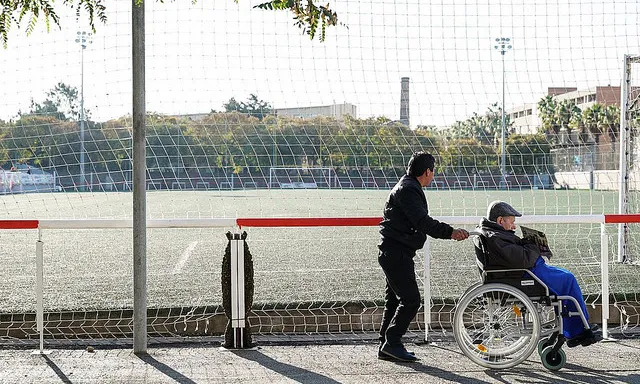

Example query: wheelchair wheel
[540,345,566,371]
[537,337,553,355]
[454,283,541,369]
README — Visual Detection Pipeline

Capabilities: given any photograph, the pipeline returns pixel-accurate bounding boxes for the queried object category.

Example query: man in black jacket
[477,200,601,348]
[378,152,469,362]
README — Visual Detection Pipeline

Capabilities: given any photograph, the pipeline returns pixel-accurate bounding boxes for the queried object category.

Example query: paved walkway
[1,337,639,383]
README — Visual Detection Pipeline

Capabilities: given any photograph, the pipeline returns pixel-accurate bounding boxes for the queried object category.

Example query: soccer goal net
[0,1,639,345]
[268,167,338,189]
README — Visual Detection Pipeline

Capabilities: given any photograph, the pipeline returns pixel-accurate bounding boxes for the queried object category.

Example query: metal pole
[501,53,506,186]
[600,223,610,340]
[31,228,50,355]
[75,31,91,192]
[132,0,147,354]
[80,45,85,192]
[36,239,44,353]
[494,37,511,189]
[423,237,431,343]
[271,138,276,188]
[618,54,629,263]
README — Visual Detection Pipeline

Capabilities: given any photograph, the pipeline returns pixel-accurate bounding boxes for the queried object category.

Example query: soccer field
[0,188,637,315]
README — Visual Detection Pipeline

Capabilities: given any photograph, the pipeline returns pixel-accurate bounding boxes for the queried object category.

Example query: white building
[175,102,358,121]
[275,103,357,120]
[507,86,620,134]
[506,103,537,134]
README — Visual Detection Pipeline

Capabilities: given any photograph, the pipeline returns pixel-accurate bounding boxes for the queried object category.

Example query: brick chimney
[400,77,410,126]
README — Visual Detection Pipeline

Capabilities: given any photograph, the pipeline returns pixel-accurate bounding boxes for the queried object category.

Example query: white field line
[172,241,199,274]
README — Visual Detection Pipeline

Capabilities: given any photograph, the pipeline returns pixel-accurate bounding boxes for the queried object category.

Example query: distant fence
[53,172,555,192]
[0,169,58,194]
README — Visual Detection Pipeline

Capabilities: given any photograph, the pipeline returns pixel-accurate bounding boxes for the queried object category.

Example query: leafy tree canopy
[26,82,82,121]
[442,103,511,146]
[0,0,339,48]
[222,94,273,120]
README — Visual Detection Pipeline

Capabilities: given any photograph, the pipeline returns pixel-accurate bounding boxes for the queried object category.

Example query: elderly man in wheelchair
[453,201,602,370]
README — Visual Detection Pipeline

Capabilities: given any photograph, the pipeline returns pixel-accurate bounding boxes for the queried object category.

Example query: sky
[1,0,639,127]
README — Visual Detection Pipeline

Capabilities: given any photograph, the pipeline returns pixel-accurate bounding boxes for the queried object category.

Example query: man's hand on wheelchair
[451,228,469,241]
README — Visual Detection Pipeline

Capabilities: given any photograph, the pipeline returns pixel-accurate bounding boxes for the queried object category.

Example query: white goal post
[268,167,339,189]
[619,54,640,263]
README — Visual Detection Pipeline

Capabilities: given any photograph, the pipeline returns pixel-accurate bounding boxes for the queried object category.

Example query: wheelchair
[452,231,591,371]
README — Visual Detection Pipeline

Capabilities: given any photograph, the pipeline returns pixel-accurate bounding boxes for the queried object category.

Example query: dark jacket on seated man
[476,218,540,270]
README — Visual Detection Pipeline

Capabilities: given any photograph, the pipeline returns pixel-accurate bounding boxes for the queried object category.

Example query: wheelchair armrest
[483,268,550,297]
[485,268,534,278]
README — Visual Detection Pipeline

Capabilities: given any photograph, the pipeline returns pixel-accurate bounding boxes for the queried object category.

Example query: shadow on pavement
[389,360,494,384]
[485,362,637,384]
[42,355,72,384]
[136,352,197,384]
[232,349,341,384]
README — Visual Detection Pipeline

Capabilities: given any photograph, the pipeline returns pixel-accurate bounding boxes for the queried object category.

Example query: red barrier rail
[237,217,382,228]
[1,215,638,229]
[604,214,640,224]
[0,220,39,229]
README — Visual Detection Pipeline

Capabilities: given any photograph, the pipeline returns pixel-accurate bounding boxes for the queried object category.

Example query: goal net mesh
[0,1,639,343]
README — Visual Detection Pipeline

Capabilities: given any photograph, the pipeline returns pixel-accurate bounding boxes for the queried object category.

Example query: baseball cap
[487,201,522,222]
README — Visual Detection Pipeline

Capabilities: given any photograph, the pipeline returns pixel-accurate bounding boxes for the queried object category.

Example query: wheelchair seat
[472,230,549,298]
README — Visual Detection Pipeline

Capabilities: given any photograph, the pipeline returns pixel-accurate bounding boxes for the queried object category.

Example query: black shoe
[580,332,603,347]
[567,326,603,348]
[378,344,415,360]
[379,342,419,362]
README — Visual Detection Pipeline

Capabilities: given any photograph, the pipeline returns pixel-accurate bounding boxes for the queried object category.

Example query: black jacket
[379,174,454,251]
[476,218,541,270]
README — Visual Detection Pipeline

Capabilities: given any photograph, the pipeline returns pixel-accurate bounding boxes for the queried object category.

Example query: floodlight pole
[132,0,148,354]
[75,31,92,192]
[494,37,512,188]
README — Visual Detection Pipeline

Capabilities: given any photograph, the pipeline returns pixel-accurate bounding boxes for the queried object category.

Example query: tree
[506,133,551,174]
[554,99,579,135]
[2,114,79,171]
[602,104,620,144]
[582,104,605,144]
[444,103,510,146]
[439,137,497,175]
[537,95,557,135]
[0,0,339,48]
[255,0,340,42]
[223,94,273,120]
[567,104,583,137]
[415,124,437,134]
[27,82,81,121]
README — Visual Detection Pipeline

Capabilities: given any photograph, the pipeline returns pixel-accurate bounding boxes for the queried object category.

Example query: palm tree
[554,100,581,134]
[582,104,606,144]
[537,95,557,135]
[568,107,583,145]
[602,104,620,144]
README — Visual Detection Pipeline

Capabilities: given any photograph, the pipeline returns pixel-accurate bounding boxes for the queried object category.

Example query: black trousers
[378,245,421,347]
